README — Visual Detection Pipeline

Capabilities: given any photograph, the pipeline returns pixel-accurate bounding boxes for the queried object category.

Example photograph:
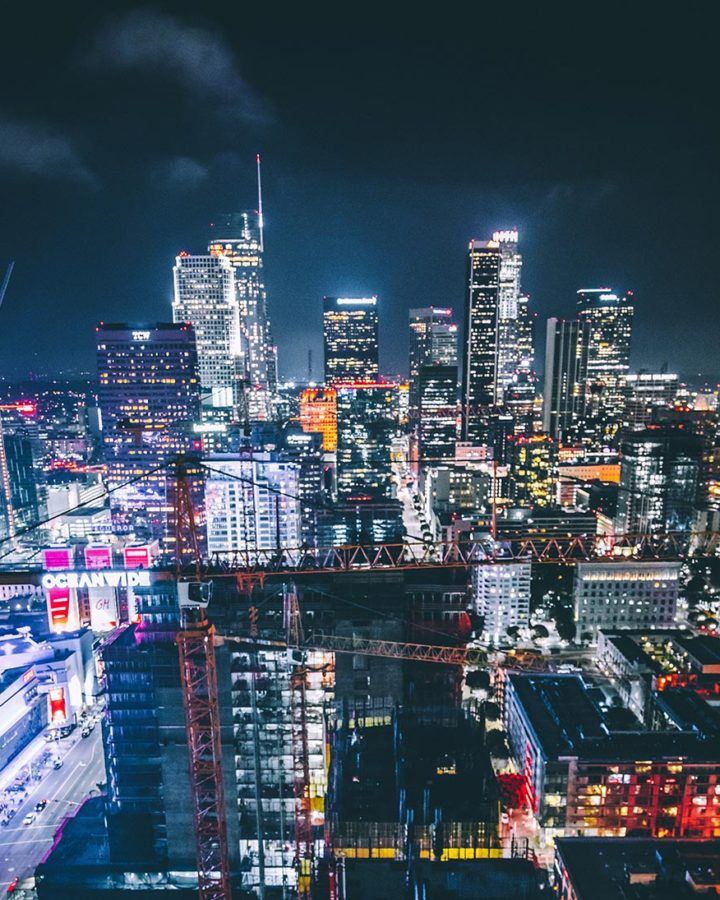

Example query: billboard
[84,545,113,569]
[124,545,150,569]
[89,587,118,632]
[46,586,79,633]
[48,687,68,725]
[43,547,74,570]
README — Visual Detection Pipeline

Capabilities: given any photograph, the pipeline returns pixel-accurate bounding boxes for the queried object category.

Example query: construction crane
[169,461,719,899]
[174,458,232,900]
[205,527,720,575]
[173,460,490,898]
[0,260,14,311]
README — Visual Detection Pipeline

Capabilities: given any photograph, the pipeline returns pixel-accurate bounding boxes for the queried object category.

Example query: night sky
[1,6,717,383]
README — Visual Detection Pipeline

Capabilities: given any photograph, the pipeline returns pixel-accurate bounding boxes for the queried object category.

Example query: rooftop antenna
[256,153,264,253]
[0,261,15,311]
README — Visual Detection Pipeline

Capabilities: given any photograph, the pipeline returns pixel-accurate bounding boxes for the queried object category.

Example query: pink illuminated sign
[124,546,150,569]
[43,548,73,571]
[84,546,112,569]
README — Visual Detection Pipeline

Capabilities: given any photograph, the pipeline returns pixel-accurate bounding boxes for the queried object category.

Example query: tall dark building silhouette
[418,364,458,461]
[576,288,634,446]
[96,323,201,544]
[543,317,589,443]
[462,240,501,443]
[323,296,379,385]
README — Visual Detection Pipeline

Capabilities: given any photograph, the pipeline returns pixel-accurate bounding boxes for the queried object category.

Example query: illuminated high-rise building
[299,386,338,451]
[408,306,457,423]
[417,365,458,461]
[507,433,558,508]
[615,425,702,535]
[516,292,536,376]
[171,253,242,412]
[543,317,589,443]
[323,296,379,384]
[623,372,680,430]
[336,383,396,500]
[96,323,202,544]
[204,452,302,557]
[208,159,275,421]
[0,422,40,540]
[576,288,634,446]
[462,240,501,444]
[494,229,524,398]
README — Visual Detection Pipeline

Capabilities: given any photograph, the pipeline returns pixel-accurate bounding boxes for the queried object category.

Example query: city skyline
[1,7,718,382]
[3,10,720,898]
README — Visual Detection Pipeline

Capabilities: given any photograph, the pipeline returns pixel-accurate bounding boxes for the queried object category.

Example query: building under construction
[40,565,507,896]
[327,706,501,863]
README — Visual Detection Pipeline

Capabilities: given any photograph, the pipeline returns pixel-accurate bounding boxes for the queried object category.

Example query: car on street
[23,812,36,825]
[6,876,20,894]
[81,728,91,738]
[35,798,48,812]
[53,759,63,770]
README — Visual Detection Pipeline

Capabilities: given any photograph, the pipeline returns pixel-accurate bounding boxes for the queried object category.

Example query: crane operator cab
[177,580,213,610]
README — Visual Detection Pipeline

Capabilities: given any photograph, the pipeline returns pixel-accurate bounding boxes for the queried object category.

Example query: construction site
[21,462,720,899]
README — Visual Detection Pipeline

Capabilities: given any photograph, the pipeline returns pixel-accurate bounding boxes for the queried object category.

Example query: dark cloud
[84,9,272,125]
[148,156,209,191]
[0,115,98,188]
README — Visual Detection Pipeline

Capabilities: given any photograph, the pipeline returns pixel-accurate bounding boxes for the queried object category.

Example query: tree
[466,670,491,691]
[506,625,520,639]
[532,624,549,639]
[484,701,501,721]
[486,729,510,759]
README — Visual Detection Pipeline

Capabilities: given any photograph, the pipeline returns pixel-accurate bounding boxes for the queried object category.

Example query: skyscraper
[96,323,201,543]
[208,163,275,422]
[543,317,589,443]
[0,422,39,539]
[615,425,702,535]
[516,292,536,377]
[507,433,558,508]
[171,253,242,412]
[323,297,379,384]
[623,372,680,430]
[408,306,457,423]
[462,240,501,444]
[417,364,458,461]
[335,383,396,500]
[576,288,634,446]
[204,453,302,556]
[494,229,523,399]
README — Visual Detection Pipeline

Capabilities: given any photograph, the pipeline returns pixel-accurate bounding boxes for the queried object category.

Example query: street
[392,462,427,543]
[0,727,105,891]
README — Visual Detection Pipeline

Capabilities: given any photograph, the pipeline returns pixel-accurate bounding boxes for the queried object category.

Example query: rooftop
[508,674,720,762]
[555,838,720,900]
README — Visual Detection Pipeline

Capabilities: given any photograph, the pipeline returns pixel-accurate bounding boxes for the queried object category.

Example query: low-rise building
[504,673,720,840]
[471,562,531,644]
[573,562,679,641]
[555,837,720,900]
[0,629,95,774]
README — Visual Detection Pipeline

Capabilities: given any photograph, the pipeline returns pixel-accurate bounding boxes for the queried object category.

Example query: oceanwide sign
[41,570,152,590]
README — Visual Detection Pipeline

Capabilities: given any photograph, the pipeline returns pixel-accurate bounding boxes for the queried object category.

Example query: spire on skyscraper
[256,153,264,253]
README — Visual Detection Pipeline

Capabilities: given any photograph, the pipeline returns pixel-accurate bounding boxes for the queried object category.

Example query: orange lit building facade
[299,387,338,452]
